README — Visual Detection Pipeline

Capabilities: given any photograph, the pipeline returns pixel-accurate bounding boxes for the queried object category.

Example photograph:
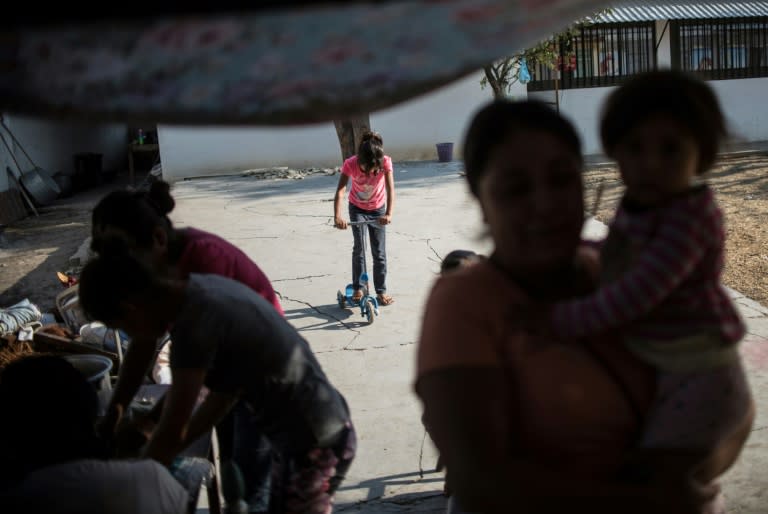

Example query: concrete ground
[168,161,767,513]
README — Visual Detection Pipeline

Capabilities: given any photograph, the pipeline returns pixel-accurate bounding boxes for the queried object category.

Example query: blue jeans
[218,402,273,512]
[349,203,387,294]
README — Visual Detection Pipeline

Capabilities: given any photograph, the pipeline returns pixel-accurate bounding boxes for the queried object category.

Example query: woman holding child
[416,73,754,513]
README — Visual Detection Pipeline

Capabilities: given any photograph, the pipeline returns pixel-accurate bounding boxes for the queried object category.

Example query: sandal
[352,289,363,302]
[377,293,395,306]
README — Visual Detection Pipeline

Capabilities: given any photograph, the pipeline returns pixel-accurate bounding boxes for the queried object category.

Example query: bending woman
[91,181,282,510]
[78,251,356,514]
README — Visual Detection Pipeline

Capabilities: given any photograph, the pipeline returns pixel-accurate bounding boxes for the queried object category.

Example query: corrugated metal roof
[597,1,768,22]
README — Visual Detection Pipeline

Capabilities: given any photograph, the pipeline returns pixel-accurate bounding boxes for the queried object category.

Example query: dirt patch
[0,206,90,314]
[0,176,125,315]
[584,152,768,306]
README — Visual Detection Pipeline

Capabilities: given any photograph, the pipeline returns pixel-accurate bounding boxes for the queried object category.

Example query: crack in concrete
[243,207,330,219]
[389,230,444,265]
[273,274,331,282]
[342,332,363,351]
[425,239,443,263]
[389,230,424,240]
[229,236,279,240]
[418,429,427,480]
[316,346,366,354]
[276,291,361,335]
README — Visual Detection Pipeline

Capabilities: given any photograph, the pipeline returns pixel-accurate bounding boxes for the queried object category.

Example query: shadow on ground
[0,174,142,312]
[280,304,376,332]
[336,470,445,512]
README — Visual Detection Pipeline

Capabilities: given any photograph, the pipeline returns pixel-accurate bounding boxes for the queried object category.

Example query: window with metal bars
[671,17,768,80]
[527,22,657,91]
[528,21,656,91]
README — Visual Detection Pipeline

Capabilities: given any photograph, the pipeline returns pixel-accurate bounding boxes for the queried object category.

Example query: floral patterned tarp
[0,0,607,125]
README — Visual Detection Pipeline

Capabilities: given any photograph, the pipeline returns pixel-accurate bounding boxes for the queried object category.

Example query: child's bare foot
[377,293,394,306]
[352,289,363,302]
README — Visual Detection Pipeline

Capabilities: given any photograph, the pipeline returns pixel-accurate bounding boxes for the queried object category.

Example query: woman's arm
[380,171,395,225]
[416,276,538,511]
[333,174,349,229]
[422,369,726,513]
[180,390,241,449]
[141,368,206,466]
[551,210,711,337]
[418,370,717,513]
[101,336,160,439]
[416,368,513,511]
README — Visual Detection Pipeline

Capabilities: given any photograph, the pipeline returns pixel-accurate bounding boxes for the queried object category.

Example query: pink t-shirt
[341,155,393,211]
[176,227,284,315]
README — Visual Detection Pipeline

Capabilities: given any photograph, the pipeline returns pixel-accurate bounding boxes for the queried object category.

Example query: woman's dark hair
[463,100,582,197]
[91,180,176,253]
[440,249,480,274]
[357,130,385,174]
[78,249,158,326]
[600,70,726,174]
[0,355,104,477]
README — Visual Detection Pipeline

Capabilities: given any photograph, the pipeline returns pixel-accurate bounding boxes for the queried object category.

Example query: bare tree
[333,115,371,160]
[481,9,610,99]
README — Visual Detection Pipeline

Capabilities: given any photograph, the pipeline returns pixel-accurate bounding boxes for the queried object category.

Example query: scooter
[336,220,380,325]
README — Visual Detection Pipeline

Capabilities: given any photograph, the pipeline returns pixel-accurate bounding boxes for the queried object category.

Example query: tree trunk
[483,66,505,99]
[333,115,371,161]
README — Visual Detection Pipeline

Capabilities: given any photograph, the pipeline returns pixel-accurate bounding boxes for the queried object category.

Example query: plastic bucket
[63,354,113,415]
[436,142,454,162]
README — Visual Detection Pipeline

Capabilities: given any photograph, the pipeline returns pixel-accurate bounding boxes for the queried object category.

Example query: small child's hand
[378,214,392,225]
[334,217,348,230]
[575,244,601,282]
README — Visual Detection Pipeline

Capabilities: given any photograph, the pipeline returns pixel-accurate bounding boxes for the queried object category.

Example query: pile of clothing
[0,299,44,368]
[0,299,42,339]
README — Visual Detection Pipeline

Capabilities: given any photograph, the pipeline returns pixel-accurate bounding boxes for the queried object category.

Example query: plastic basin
[63,354,113,415]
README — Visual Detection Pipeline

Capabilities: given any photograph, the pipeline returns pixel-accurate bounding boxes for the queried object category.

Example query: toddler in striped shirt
[549,70,751,449]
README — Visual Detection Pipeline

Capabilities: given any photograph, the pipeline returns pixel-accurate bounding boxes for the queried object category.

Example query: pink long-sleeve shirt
[552,186,744,344]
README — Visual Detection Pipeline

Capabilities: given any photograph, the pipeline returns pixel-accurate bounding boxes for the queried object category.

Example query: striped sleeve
[552,199,716,337]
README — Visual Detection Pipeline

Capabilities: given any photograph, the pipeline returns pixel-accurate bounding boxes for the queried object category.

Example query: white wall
[157,124,340,181]
[709,78,768,144]
[370,73,527,161]
[529,76,768,157]
[656,20,672,68]
[0,114,127,192]
[159,72,526,182]
[528,86,616,155]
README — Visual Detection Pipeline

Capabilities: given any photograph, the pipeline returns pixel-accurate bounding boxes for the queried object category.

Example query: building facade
[527,1,768,154]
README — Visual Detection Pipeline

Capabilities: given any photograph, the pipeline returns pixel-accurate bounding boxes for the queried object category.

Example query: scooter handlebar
[347,220,383,226]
